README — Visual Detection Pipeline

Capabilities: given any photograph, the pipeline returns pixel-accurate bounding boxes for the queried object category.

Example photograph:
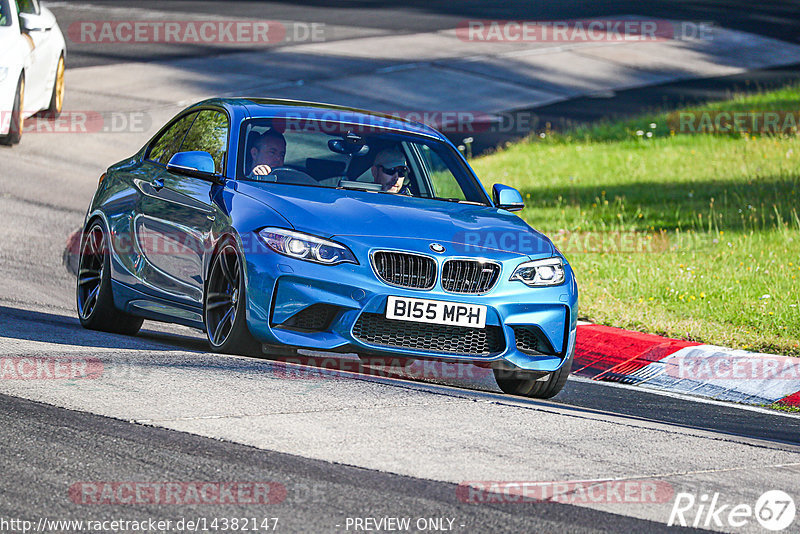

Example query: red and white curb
[573,324,800,407]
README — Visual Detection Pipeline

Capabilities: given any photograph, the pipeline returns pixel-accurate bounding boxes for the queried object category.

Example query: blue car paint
[83,98,578,373]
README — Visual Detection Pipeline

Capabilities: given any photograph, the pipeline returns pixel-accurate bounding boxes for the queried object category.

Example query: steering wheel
[265,166,317,185]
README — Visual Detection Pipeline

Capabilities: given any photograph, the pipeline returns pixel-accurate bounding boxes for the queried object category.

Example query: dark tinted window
[179,110,229,174]
[147,112,197,166]
[0,0,11,26]
[15,0,38,15]
[236,119,491,206]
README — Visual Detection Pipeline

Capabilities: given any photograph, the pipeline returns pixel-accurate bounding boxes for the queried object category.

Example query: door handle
[151,178,165,191]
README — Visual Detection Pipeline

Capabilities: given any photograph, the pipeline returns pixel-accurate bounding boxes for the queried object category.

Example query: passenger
[370,147,411,195]
[248,129,286,177]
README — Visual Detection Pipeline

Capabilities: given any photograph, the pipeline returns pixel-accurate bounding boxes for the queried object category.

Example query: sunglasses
[378,165,409,178]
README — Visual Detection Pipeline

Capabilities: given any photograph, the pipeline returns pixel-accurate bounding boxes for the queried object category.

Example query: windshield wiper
[338,180,383,193]
[338,185,374,193]
[436,197,486,206]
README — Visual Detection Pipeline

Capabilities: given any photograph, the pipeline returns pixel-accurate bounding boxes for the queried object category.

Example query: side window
[147,112,197,166]
[179,110,229,174]
[16,0,38,15]
[419,145,466,200]
[1,0,10,26]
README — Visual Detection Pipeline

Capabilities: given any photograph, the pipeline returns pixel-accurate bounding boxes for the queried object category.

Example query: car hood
[235,182,554,258]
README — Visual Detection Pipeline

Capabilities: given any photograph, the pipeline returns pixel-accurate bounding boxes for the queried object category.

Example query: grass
[470,84,800,356]
[768,403,800,414]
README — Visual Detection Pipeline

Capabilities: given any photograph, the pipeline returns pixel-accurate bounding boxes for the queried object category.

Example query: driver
[371,147,411,195]
[248,129,286,178]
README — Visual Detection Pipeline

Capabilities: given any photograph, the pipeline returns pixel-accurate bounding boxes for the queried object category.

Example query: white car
[1,0,65,145]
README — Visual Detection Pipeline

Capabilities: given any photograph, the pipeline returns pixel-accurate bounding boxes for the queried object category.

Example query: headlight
[258,227,358,265]
[0,67,8,84]
[510,257,566,287]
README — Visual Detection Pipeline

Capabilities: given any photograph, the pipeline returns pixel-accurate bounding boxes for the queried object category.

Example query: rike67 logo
[668,490,796,531]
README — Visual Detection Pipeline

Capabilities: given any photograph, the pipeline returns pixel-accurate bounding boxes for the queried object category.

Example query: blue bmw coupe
[77,98,578,398]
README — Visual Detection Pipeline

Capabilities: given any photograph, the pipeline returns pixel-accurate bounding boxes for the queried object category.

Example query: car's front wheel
[204,239,262,356]
[45,54,65,117]
[0,75,24,146]
[77,222,144,335]
[493,351,573,399]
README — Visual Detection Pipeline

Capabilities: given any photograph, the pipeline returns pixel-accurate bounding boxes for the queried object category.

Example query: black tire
[204,238,263,357]
[45,54,65,117]
[76,222,144,335]
[494,350,573,399]
[0,75,24,146]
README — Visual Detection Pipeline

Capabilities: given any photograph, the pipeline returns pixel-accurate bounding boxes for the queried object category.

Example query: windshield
[0,0,11,26]
[237,118,491,206]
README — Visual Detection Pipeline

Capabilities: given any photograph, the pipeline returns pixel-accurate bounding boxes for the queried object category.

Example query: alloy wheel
[77,225,104,320]
[18,77,24,133]
[205,244,242,347]
[54,56,65,113]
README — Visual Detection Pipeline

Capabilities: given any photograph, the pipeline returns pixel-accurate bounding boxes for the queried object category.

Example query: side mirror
[167,151,224,184]
[19,13,51,32]
[492,184,525,212]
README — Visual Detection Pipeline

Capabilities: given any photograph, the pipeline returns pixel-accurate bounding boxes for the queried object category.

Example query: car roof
[191,97,446,141]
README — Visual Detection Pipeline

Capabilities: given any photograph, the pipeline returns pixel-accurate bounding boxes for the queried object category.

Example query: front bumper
[242,237,578,373]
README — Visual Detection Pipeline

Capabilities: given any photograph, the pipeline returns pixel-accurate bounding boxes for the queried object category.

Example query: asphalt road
[50,0,800,69]
[44,0,800,154]
[1,302,799,532]
[0,391,706,534]
[2,2,800,532]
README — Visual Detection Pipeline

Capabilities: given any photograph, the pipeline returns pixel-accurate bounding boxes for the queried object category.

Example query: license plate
[385,296,487,329]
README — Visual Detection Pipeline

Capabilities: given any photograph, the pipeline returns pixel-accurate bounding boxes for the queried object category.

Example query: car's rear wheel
[493,350,573,399]
[0,75,24,146]
[45,54,65,117]
[77,222,144,335]
[204,239,262,356]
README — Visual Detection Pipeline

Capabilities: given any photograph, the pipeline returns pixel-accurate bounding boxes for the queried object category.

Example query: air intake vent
[372,251,436,290]
[441,260,500,293]
[353,313,504,356]
[512,326,556,355]
[279,304,338,332]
